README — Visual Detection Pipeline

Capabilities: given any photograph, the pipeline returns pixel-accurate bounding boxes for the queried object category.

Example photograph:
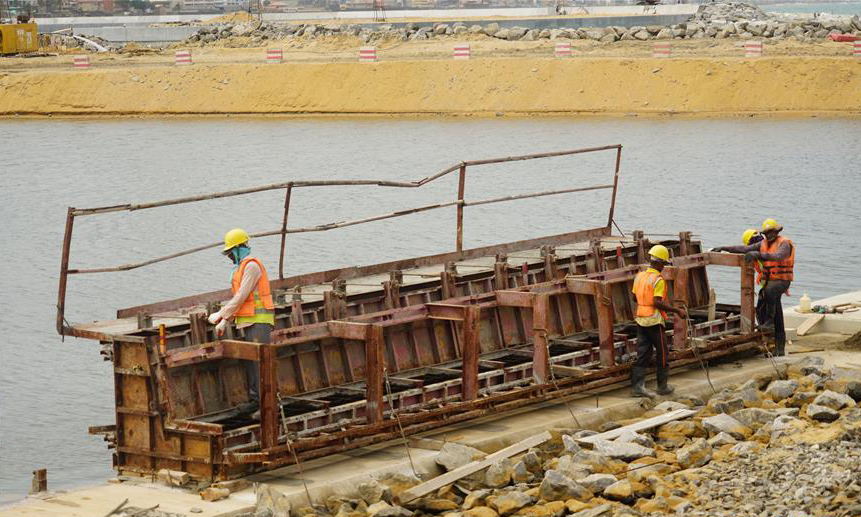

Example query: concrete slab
[785,290,861,336]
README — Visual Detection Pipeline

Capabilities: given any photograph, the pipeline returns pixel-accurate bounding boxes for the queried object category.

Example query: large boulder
[578,473,617,494]
[707,432,737,447]
[492,491,533,516]
[732,408,780,429]
[435,442,485,471]
[256,484,291,517]
[591,439,655,462]
[614,429,654,448]
[676,438,713,469]
[493,29,511,40]
[485,458,514,488]
[538,470,592,502]
[655,28,674,40]
[602,479,635,504]
[482,23,500,36]
[764,379,799,401]
[555,455,593,479]
[357,479,392,504]
[787,391,818,408]
[806,404,840,422]
[571,450,613,473]
[702,413,753,440]
[813,390,856,410]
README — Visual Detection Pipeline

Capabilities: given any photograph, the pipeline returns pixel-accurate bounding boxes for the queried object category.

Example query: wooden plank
[550,365,588,378]
[577,408,696,445]
[796,314,825,336]
[398,431,552,503]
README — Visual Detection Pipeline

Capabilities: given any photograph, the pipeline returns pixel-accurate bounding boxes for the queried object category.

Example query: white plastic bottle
[799,292,812,313]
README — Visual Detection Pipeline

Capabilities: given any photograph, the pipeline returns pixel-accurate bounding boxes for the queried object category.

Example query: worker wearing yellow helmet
[630,244,688,398]
[711,218,795,356]
[207,228,276,418]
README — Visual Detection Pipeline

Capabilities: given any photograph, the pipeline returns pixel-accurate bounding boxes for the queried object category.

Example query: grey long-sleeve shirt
[719,240,792,261]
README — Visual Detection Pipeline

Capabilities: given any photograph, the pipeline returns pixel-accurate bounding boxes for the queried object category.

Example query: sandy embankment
[1,50,860,116]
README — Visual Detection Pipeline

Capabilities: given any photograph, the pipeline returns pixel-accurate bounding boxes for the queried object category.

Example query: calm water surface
[1,117,860,504]
[765,2,861,15]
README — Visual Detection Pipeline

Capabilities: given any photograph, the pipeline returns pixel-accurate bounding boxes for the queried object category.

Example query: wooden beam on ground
[796,314,825,336]
[398,431,552,503]
[576,408,696,445]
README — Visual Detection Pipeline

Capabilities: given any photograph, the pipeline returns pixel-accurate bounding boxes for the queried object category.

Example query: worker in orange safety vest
[208,228,276,417]
[631,245,688,398]
[712,219,794,356]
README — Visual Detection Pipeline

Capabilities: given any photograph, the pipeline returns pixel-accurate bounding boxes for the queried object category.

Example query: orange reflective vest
[759,236,794,282]
[633,270,667,321]
[754,260,764,288]
[232,257,275,325]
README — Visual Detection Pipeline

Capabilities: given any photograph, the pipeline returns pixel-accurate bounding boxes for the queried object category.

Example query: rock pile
[269,356,859,517]
[179,3,861,49]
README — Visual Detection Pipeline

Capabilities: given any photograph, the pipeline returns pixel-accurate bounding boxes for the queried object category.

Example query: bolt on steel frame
[58,145,762,482]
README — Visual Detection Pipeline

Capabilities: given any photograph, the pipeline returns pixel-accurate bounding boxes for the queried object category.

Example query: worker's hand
[215,319,227,336]
[676,307,687,319]
[208,312,222,325]
[744,251,760,262]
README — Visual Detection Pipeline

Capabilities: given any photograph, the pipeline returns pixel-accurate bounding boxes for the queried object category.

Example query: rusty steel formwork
[60,146,764,482]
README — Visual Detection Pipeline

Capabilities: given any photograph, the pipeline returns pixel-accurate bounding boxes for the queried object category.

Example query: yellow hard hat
[648,244,670,262]
[223,228,249,252]
[761,218,782,232]
[742,228,759,246]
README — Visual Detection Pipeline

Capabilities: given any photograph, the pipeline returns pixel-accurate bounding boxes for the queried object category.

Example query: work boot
[774,342,786,357]
[631,367,657,398]
[656,367,675,396]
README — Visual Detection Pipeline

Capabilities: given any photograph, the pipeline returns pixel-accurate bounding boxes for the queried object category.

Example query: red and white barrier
[853,41,861,57]
[453,44,470,59]
[266,48,283,63]
[359,46,377,62]
[72,55,90,68]
[744,41,763,58]
[653,42,672,58]
[175,50,193,65]
[554,42,572,58]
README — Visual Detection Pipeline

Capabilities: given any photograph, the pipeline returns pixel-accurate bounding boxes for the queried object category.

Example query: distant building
[180,0,245,11]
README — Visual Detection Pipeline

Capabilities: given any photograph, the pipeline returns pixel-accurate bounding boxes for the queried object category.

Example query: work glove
[208,312,222,325]
[744,251,761,262]
[215,319,227,336]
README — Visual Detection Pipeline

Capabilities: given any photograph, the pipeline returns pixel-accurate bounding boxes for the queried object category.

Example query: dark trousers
[241,322,273,404]
[760,279,790,351]
[635,324,669,369]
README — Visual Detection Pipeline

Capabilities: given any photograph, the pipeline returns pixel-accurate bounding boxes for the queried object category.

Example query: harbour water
[1,116,860,503]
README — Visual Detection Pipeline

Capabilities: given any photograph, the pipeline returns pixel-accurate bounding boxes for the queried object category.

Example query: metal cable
[383,368,419,477]
[680,302,716,395]
[544,341,582,428]
[276,393,315,508]
[611,218,628,240]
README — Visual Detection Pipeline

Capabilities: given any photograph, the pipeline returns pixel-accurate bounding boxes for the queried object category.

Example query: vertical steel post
[740,260,755,333]
[606,145,622,230]
[532,294,550,383]
[461,306,481,400]
[365,325,385,424]
[597,283,616,367]
[56,207,75,336]
[29,469,47,494]
[278,184,293,280]
[673,267,689,351]
[259,344,279,450]
[456,164,466,252]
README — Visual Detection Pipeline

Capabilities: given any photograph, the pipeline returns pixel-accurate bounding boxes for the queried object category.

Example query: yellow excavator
[0,4,38,55]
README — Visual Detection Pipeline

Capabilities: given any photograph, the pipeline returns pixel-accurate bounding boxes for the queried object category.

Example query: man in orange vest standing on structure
[631,244,687,398]
[207,228,276,417]
[712,219,794,356]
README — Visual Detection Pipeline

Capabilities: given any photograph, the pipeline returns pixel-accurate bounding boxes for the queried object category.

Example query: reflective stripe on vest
[633,270,667,320]
[759,236,795,282]
[231,257,275,325]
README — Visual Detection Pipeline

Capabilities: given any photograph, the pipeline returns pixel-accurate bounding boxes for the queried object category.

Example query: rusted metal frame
[456,163,466,252]
[606,145,622,228]
[56,207,75,336]
[225,328,755,461]
[249,333,756,466]
[278,184,293,280]
[165,419,223,435]
[365,325,385,424]
[69,188,611,278]
[461,306,481,401]
[114,226,610,320]
[427,303,467,322]
[116,446,213,465]
[595,282,616,367]
[164,340,261,368]
[259,344,279,450]
[740,261,756,333]
[459,144,622,167]
[532,294,551,383]
[672,266,690,351]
